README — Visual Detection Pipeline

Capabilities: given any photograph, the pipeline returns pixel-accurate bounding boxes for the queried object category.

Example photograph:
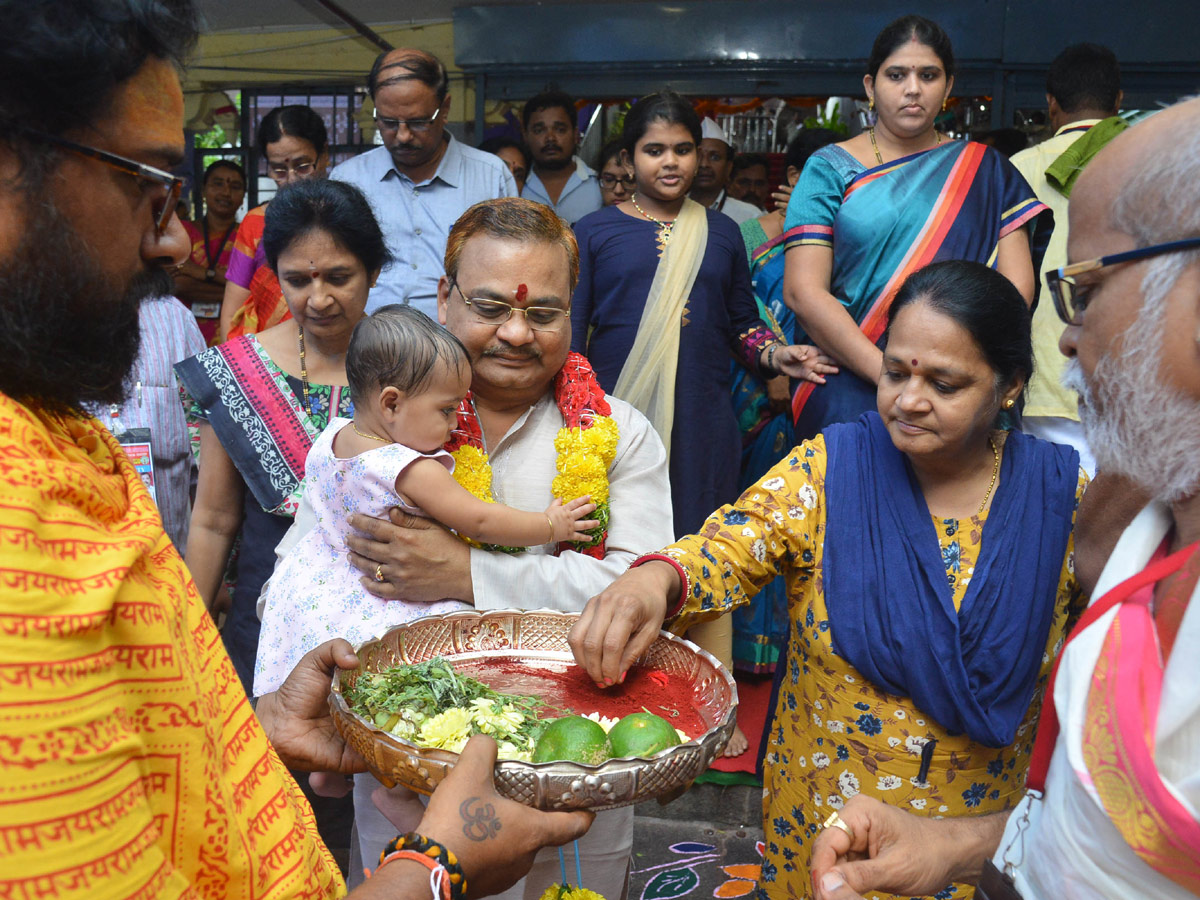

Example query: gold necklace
[977,437,1001,514]
[352,422,389,443]
[869,126,942,165]
[630,193,676,245]
[297,325,311,416]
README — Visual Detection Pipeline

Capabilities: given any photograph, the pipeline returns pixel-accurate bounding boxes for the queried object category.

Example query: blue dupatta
[823,413,1078,747]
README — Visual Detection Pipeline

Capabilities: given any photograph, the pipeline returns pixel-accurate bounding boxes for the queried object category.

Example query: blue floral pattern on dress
[662,435,1088,900]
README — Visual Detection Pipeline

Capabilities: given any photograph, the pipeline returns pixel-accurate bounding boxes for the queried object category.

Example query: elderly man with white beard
[803,96,1200,900]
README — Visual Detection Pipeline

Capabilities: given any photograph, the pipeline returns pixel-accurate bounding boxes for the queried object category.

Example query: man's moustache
[482,345,541,360]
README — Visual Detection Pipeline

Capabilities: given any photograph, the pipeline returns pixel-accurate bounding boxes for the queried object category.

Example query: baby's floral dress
[663,436,1087,900]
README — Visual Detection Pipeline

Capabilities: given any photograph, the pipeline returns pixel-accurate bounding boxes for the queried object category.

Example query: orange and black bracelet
[375,833,467,900]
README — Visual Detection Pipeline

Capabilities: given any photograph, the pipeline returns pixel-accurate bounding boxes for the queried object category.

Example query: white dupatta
[611,198,708,456]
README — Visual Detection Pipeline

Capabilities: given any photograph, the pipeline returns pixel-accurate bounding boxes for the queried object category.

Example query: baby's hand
[546,496,600,543]
[773,344,839,385]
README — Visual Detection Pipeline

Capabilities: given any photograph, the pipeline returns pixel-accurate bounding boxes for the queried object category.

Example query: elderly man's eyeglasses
[374,106,442,135]
[599,173,635,190]
[1047,236,1200,325]
[449,279,570,331]
[23,129,182,236]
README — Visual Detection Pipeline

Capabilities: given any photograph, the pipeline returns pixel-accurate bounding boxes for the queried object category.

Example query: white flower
[814,699,823,710]
[827,795,844,810]
[938,805,949,813]
[877,775,903,791]
[837,770,860,798]
[741,526,755,538]
[827,720,846,733]
[844,675,857,683]
[752,539,767,562]
[813,793,823,807]
[905,735,929,755]
[812,752,830,768]
[582,711,619,733]
[787,506,804,519]
[887,736,901,747]
[798,484,818,509]
[894,710,906,719]
[915,719,925,726]
[762,476,786,491]
[812,713,823,726]
[910,798,927,810]
[910,777,932,790]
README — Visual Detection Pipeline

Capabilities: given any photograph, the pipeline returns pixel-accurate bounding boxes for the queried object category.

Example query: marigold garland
[445,352,618,559]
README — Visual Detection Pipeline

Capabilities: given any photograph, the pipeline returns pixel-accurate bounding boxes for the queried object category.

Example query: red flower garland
[445,351,612,559]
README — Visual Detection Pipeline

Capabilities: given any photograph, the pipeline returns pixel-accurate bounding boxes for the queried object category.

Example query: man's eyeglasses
[449,279,570,331]
[1047,236,1200,325]
[23,129,182,236]
[374,106,442,135]
[267,161,317,179]
[599,173,635,191]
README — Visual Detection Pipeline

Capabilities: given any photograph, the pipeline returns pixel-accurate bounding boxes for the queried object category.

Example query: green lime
[532,715,611,765]
[607,711,681,758]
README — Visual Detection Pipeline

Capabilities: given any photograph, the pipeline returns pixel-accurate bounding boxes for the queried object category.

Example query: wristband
[764,343,781,376]
[375,833,467,900]
[629,552,690,619]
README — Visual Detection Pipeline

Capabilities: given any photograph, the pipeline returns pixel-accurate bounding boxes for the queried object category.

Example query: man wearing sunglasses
[807,98,1200,900]
[0,3,588,897]
[331,48,516,320]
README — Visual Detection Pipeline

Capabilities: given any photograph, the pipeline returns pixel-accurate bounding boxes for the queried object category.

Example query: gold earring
[1003,398,1015,410]
[868,97,875,112]
[942,98,948,112]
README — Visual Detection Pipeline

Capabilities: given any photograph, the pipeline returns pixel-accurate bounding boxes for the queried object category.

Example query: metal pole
[310,0,393,52]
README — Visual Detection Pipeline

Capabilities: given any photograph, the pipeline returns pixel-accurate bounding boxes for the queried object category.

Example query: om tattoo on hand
[460,796,502,841]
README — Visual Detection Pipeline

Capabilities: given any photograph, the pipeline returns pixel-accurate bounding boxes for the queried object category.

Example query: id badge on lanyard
[107,403,157,505]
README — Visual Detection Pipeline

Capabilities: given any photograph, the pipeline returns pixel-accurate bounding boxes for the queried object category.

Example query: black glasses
[374,106,442,135]
[449,279,570,331]
[599,173,635,190]
[24,129,182,236]
[1047,236,1200,325]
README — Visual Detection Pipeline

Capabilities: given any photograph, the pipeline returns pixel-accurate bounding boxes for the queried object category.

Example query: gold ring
[374,563,385,583]
[823,811,855,844]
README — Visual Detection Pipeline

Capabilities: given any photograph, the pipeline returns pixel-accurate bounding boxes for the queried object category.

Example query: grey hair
[346,304,469,405]
[1110,99,1200,314]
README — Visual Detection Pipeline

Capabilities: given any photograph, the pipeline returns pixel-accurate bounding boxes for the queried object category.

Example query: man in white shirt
[276,198,672,900]
[691,118,761,225]
[331,49,516,318]
[519,90,603,225]
[1012,43,1125,476]
[808,96,1200,900]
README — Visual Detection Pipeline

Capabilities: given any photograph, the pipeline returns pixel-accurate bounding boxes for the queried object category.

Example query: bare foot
[309,771,353,797]
[723,724,749,758]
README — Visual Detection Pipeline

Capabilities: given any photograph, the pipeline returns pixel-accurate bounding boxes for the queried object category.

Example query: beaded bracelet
[376,833,468,900]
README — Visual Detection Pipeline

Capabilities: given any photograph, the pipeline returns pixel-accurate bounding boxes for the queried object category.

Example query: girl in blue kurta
[571,92,834,757]
[570,93,833,538]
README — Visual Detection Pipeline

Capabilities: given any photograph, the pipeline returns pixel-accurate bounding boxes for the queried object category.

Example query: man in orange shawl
[0,3,588,897]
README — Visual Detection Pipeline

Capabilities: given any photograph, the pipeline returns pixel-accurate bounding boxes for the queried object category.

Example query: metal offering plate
[329,608,737,811]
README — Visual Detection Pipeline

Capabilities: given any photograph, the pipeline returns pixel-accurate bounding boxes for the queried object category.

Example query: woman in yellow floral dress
[569,260,1088,900]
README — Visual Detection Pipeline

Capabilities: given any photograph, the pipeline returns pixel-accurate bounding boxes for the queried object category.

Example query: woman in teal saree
[783,15,1050,440]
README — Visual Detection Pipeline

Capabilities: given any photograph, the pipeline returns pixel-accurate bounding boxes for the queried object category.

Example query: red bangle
[629,553,690,618]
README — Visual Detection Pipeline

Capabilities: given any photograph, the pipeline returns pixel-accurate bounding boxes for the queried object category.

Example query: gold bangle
[546,513,555,543]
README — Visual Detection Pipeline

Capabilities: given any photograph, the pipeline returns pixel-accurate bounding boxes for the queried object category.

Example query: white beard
[1061,301,1200,503]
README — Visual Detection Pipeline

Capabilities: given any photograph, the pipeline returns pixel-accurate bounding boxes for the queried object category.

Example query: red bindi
[515,283,528,302]
[911,358,919,367]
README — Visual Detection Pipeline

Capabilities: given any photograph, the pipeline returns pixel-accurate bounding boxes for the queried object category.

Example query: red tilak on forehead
[911,359,919,367]
[515,283,528,302]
